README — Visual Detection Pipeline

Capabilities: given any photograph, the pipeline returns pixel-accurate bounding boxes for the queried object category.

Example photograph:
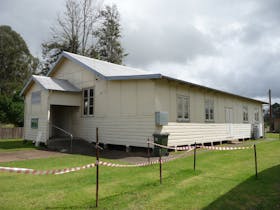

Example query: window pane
[31,91,41,104]
[177,97,183,118]
[31,118,38,129]
[84,99,88,115]
[243,106,248,121]
[205,98,214,121]
[89,97,94,106]
[183,98,189,119]
[210,108,214,120]
[90,89,94,97]
[205,108,209,120]
[84,89,88,98]
[89,106,93,115]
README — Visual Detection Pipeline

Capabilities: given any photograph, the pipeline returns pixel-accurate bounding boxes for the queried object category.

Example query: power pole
[269,89,272,132]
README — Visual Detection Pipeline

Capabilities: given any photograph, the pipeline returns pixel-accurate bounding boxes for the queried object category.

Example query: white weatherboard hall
[21,52,267,148]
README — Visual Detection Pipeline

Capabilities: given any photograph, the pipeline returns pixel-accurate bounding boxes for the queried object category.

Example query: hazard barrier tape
[201,145,253,150]
[0,153,187,175]
[175,146,197,151]
[147,140,253,151]
[147,141,197,151]
[0,163,96,175]
[3,143,252,175]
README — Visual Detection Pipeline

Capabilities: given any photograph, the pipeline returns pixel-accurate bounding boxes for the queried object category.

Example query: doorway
[225,107,233,137]
[49,105,79,138]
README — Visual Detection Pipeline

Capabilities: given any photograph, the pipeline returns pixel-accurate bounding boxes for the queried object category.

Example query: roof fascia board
[107,74,162,80]
[46,53,64,77]
[20,76,34,96]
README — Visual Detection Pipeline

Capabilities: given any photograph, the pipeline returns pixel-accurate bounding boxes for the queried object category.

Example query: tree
[0,25,38,96]
[94,4,127,64]
[264,102,280,130]
[271,103,280,118]
[41,0,100,75]
[0,93,24,126]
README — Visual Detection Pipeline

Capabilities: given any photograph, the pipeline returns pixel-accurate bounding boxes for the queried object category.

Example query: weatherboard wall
[24,83,49,142]
[50,58,156,147]
[23,56,264,147]
[154,79,264,146]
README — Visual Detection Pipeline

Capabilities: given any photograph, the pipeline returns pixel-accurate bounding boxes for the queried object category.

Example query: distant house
[21,52,267,148]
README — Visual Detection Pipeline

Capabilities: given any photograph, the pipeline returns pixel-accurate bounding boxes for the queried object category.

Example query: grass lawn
[0,136,279,210]
[0,139,35,152]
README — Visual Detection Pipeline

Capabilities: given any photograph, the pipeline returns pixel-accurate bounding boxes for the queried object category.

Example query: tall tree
[94,4,127,64]
[42,0,100,75]
[0,25,38,126]
[0,25,38,96]
[0,92,24,126]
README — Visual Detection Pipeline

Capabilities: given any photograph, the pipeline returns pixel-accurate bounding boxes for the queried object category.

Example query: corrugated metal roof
[32,75,80,92]
[48,51,162,80]
[20,75,80,95]
[22,51,267,104]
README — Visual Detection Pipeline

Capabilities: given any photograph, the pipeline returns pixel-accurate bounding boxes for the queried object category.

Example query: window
[177,95,189,121]
[243,106,248,122]
[205,98,214,121]
[254,108,259,122]
[31,91,41,104]
[31,118,39,129]
[83,87,94,116]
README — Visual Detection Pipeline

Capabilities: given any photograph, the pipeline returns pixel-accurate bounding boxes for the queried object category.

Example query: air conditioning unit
[155,112,168,126]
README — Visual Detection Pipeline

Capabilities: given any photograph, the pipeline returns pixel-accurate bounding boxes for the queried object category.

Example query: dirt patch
[0,150,66,163]
[0,139,195,164]
[46,139,195,164]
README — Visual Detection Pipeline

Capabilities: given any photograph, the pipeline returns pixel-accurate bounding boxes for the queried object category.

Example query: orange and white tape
[147,141,196,151]
[147,140,253,151]
[0,163,96,175]
[0,158,172,175]
[201,145,253,150]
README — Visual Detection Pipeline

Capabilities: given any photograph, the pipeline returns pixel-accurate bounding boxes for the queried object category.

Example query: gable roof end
[47,51,162,80]
[20,75,80,96]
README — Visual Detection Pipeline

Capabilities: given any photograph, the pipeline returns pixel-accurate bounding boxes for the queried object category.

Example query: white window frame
[177,95,190,122]
[31,118,39,129]
[83,87,94,116]
[205,98,214,122]
[243,105,249,122]
[254,108,259,122]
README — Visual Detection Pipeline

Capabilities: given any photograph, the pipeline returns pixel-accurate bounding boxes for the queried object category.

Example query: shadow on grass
[0,139,35,150]
[204,164,280,210]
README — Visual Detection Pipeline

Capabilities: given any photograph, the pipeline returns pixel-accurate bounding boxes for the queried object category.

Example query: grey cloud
[1,0,280,100]
[0,0,65,57]
[123,23,215,66]
[205,51,280,98]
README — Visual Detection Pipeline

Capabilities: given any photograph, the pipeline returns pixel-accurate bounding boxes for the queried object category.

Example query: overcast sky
[0,0,279,102]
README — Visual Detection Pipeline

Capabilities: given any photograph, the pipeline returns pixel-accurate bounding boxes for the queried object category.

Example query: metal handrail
[51,124,73,153]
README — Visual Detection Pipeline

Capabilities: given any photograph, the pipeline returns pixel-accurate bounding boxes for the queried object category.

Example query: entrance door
[225,108,233,137]
[225,108,233,123]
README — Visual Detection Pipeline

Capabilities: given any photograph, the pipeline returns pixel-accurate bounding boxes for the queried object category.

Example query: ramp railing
[51,124,73,153]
